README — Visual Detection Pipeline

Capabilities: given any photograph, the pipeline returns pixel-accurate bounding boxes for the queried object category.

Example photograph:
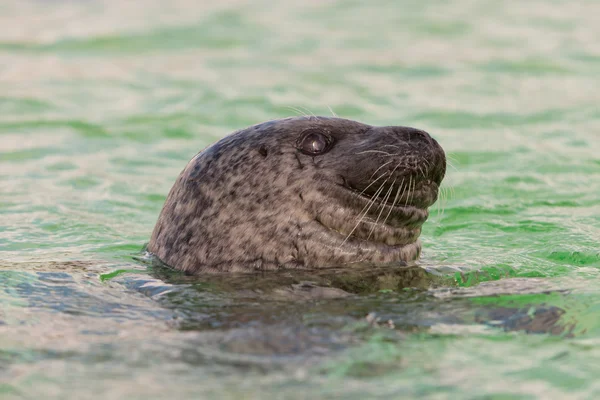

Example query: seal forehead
[251,116,372,138]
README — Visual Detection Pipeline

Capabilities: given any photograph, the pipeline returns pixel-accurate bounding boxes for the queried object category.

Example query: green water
[1,0,600,398]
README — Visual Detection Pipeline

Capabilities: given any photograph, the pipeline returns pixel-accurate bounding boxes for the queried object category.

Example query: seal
[148,116,446,274]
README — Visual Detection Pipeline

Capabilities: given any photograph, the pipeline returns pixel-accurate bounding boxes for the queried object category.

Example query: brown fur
[148,117,445,274]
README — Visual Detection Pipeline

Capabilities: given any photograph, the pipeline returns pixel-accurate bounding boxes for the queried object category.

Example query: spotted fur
[148,116,446,273]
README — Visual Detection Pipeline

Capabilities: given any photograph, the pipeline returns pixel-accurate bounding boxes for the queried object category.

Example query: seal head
[148,116,446,273]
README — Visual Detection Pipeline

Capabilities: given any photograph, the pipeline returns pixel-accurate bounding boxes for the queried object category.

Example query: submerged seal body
[148,116,446,273]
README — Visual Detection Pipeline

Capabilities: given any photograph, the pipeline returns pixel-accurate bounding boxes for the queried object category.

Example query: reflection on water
[0,255,595,398]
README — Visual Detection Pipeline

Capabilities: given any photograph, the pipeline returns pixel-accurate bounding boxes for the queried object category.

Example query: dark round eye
[296,130,333,156]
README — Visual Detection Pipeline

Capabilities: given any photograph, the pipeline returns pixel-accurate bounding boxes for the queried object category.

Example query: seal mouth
[324,149,445,246]
[340,173,440,214]
[315,179,431,247]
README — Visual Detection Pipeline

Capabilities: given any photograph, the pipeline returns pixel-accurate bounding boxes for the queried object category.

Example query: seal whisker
[355,150,394,156]
[397,177,408,207]
[446,153,459,163]
[367,156,402,208]
[357,170,389,198]
[407,177,416,207]
[369,175,391,214]
[441,189,446,220]
[352,176,390,225]
[368,178,396,240]
[437,185,448,221]
[447,160,458,172]
[340,179,389,248]
[446,153,459,172]
[380,144,403,151]
[436,185,444,221]
[368,160,394,181]
[383,178,404,227]
[440,183,454,221]
[409,178,417,206]
[406,178,413,207]
[285,106,309,117]
[297,106,317,118]
[327,105,338,118]
[404,176,413,207]
[353,157,403,242]
[421,158,432,175]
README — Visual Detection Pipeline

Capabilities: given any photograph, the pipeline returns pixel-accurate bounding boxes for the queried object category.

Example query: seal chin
[304,219,423,266]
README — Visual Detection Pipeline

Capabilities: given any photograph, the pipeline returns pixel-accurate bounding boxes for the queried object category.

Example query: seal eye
[297,130,333,156]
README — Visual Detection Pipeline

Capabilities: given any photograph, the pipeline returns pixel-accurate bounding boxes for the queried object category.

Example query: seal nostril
[412,129,434,145]
[258,145,268,157]
[392,127,433,146]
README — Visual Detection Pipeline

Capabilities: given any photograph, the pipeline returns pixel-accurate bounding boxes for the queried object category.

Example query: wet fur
[148,117,446,274]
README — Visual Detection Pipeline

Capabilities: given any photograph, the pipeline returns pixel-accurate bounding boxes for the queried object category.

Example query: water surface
[2,0,600,398]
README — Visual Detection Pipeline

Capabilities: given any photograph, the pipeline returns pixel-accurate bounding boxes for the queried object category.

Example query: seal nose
[380,126,434,146]
[394,127,446,185]
[405,128,434,145]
